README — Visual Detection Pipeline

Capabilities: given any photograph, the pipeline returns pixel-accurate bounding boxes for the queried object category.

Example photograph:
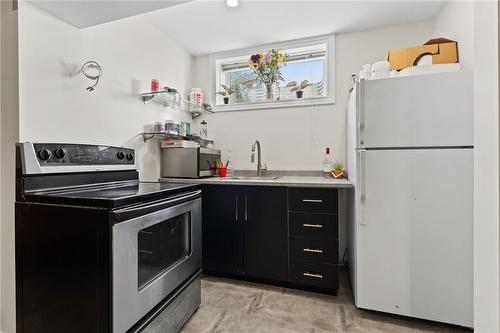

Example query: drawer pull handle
[303,223,323,228]
[303,272,323,279]
[303,248,323,254]
[302,199,323,203]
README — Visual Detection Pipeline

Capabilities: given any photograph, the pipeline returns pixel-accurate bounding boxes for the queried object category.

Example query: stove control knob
[126,153,134,161]
[117,151,125,160]
[38,149,51,161]
[54,148,66,159]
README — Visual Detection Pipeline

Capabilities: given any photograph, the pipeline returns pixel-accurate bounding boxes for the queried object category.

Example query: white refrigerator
[346,71,473,327]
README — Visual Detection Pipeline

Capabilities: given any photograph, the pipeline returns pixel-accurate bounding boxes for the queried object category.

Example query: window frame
[208,34,336,112]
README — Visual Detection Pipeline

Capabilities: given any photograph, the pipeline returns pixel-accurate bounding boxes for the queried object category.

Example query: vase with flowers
[248,50,288,101]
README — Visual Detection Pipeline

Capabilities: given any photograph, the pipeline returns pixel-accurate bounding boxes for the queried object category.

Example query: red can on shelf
[151,79,160,92]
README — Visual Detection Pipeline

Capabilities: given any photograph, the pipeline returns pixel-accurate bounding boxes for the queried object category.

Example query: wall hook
[82,61,102,92]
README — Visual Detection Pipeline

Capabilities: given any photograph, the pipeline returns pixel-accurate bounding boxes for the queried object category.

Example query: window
[210,35,335,111]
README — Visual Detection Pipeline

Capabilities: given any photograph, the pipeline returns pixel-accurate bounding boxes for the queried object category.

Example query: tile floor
[181,269,472,333]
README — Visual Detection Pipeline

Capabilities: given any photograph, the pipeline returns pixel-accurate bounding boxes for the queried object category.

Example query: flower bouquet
[247,50,288,101]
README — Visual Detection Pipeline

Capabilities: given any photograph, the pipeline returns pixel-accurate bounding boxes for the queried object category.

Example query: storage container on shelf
[189,88,203,111]
[164,120,180,135]
[154,122,165,133]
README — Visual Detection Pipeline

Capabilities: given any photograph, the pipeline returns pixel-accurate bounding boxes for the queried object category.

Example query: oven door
[112,191,202,333]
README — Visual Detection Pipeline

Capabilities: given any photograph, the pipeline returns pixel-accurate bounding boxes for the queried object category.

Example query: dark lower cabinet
[243,187,287,282]
[288,187,340,295]
[289,235,338,264]
[202,184,339,295]
[202,185,242,276]
[289,260,339,290]
[202,185,287,282]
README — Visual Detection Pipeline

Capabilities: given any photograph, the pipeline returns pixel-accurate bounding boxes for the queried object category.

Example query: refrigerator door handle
[359,150,367,225]
[357,81,366,146]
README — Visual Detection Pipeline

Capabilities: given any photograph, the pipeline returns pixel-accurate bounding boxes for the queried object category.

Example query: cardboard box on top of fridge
[386,38,458,71]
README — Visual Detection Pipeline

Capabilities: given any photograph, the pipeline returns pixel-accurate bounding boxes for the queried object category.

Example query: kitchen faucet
[251,140,267,176]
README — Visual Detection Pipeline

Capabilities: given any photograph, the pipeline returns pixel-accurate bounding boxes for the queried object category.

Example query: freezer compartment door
[358,71,473,148]
[356,148,473,327]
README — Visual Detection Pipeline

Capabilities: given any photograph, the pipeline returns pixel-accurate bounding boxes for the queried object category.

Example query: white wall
[0,1,19,332]
[193,21,434,171]
[18,2,195,181]
[0,3,3,328]
[2,4,196,331]
[473,1,499,332]
[433,0,474,70]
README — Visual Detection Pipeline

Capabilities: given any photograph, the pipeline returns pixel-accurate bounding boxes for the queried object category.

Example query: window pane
[219,58,326,105]
[224,69,256,104]
[281,59,325,100]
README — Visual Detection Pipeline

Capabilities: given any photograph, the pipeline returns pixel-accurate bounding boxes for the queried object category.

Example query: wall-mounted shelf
[141,132,214,146]
[141,90,214,119]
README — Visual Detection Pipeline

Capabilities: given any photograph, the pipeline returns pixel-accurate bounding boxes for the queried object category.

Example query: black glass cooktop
[24,181,199,209]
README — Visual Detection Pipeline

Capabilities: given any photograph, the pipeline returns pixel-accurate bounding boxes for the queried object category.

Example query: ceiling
[145,0,446,56]
[29,0,447,56]
[30,0,193,28]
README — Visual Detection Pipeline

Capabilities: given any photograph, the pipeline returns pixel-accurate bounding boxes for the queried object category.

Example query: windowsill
[212,96,335,112]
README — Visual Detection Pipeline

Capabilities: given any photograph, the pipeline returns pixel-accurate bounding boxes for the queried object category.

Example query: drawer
[288,188,338,213]
[289,260,338,290]
[289,212,338,239]
[289,236,338,264]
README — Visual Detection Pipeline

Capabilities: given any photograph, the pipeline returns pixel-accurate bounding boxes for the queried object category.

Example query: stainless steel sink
[226,176,280,180]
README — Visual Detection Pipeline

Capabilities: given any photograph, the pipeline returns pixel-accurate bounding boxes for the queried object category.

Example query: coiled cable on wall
[82,61,102,92]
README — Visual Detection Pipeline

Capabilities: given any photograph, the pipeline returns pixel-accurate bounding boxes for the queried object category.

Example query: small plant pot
[332,170,344,179]
[218,167,227,178]
[223,97,230,104]
[296,91,304,99]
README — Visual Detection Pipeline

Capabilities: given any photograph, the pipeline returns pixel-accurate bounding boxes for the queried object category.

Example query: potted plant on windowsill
[286,80,311,99]
[216,84,235,104]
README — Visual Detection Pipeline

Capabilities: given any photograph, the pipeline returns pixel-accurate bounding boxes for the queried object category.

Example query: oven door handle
[113,190,201,221]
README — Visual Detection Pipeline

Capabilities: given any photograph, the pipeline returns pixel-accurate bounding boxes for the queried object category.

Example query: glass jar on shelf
[165,120,180,135]
[189,88,203,112]
[200,120,208,139]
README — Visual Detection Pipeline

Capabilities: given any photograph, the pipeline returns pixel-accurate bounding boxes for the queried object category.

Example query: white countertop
[159,176,352,188]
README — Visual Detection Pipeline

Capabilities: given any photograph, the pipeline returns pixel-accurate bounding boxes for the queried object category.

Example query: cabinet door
[202,185,242,275]
[243,186,287,282]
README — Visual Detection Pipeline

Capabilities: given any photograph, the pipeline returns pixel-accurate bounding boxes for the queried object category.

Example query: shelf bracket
[142,95,155,104]
[142,133,156,142]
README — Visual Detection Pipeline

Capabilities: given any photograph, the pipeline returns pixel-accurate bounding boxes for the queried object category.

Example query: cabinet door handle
[235,194,238,221]
[303,248,323,254]
[303,223,323,229]
[303,272,323,279]
[302,199,323,203]
[244,194,248,221]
